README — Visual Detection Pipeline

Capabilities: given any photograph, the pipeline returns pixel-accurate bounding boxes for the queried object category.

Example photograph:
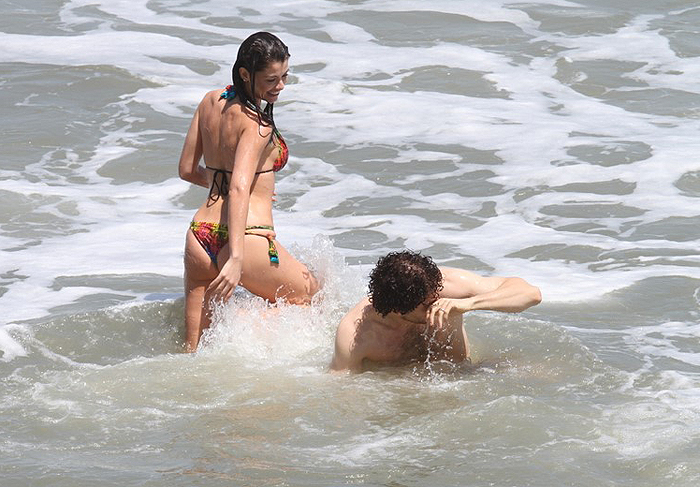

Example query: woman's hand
[426,298,473,330]
[207,258,242,302]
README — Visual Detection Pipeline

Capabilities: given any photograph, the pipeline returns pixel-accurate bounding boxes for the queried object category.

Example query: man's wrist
[460,297,476,313]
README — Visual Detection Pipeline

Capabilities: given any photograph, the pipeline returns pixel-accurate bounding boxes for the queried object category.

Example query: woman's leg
[236,235,319,304]
[184,231,319,351]
[183,229,219,352]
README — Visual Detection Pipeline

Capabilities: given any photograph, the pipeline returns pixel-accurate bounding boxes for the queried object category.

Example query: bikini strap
[244,226,279,264]
[205,165,231,173]
[207,168,229,203]
[220,85,235,100]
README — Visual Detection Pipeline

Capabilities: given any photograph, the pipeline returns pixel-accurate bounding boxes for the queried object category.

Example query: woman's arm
[207,120,271,301]
[177,105,208,188]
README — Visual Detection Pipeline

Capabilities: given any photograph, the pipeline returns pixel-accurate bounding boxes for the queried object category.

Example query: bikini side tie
[245,225,279,264]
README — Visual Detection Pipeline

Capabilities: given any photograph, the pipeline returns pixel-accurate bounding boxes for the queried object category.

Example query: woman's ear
[238,67,250,83]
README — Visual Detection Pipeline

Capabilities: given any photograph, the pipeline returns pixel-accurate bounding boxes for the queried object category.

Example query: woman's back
[193,88,277,223]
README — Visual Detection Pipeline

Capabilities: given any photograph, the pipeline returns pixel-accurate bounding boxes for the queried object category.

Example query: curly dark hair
[232,31,290,127]
[368,251,444,316]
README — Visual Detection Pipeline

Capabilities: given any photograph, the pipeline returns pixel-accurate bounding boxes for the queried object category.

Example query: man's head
[368,251,444,316]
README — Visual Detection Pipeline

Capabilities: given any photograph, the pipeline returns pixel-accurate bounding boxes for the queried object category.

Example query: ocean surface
[1,0,699,485]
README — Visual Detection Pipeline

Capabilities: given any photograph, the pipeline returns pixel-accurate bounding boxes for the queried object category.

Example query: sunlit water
[1,0,699,485]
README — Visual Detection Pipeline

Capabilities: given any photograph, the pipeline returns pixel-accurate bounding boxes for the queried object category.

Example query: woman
[178,32,319,352]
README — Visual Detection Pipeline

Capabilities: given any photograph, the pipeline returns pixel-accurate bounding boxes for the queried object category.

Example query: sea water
[1,0,699,485]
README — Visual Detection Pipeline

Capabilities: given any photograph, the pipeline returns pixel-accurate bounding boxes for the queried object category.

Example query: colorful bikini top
[206,85,289,202]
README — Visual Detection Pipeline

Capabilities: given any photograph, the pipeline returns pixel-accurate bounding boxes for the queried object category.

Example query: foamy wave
[198,235,364,368]
[0,325,27,362]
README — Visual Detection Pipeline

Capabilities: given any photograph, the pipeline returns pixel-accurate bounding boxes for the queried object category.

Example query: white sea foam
[0,1,696,316]
[1,2,700,486]
[1,0,698,325]
[0,325,27,362]
[199,235,363,367]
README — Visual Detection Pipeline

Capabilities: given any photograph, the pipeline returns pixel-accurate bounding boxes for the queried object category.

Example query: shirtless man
[330,251,542,372]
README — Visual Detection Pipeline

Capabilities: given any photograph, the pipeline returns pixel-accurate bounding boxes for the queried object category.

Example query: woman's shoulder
[234,106,274,137]
[199,87,226,104]
[195,89,225,113]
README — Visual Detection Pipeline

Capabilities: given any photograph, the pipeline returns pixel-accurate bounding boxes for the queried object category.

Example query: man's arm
[329,300,368,373]
[427,267,541,328]
[425,312,470,363]
[439,267,541,311]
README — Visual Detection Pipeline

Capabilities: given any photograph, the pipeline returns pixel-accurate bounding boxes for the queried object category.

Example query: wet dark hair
[368,251,444,316]
[232,31,290,126]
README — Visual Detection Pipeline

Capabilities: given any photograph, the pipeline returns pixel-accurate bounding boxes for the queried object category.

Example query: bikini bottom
[189,221,279,266]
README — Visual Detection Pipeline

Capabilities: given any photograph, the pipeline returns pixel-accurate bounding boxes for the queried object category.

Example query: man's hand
[426,298,472,330]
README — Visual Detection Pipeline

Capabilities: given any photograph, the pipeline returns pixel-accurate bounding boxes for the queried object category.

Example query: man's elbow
[329,350,362,373]
[329,356,342,372]
[329,364,348,374]
[509,277,542,310]
[329,357,350,374]
[527,284,542,308]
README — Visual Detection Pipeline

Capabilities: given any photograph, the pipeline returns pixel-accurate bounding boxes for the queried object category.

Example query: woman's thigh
[183,229,219,350]
[237,235,318,304]
[184,229,219,284]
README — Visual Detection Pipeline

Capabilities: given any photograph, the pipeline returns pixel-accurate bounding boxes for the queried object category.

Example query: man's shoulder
[438,265,479,277]
[331,298,374,372]
[338,298,372,332]
[339,298,385,353]
[438,266,484,298]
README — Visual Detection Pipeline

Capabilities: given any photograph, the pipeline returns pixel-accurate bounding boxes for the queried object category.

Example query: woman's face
[251,59,289,105]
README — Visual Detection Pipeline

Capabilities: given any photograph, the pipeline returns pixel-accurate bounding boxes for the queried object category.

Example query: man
[330,251,542,372]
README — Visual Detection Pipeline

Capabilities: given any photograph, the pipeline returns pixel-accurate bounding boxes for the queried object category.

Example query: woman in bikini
[178,32,319,352]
